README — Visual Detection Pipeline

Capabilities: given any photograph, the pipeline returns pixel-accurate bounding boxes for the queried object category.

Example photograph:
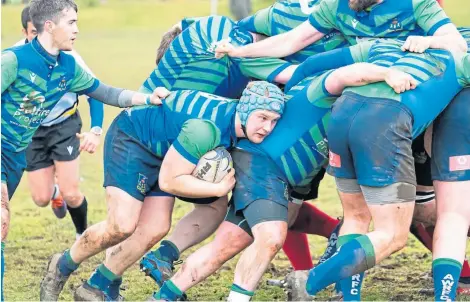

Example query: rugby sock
[68,197,88,235]
[461,259,470,278]
[228,284,254,302]
[433,258,462,301]
[409,223,433,251]
[337,234,364,301]
[1,242,5,302]
[87,263,120,292]
[57,249,79,276]
[156,280,184,301]
[282,231,314,270]
[290,202,340,238]
[318,220,342,264]
[153,240,180,263]
[306,235,376,295]
[104,276,122,300]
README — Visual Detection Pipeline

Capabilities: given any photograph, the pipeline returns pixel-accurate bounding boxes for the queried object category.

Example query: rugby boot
[74,282,111,301]
[51,194,67,219]
[40,253,70,301]
[140,251,178,287]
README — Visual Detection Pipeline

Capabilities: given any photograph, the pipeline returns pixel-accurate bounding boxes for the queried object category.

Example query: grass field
[1,0,470,300]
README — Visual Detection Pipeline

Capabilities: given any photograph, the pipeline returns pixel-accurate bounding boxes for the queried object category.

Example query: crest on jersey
[137,173,148,194]
[58,77,67,91]
[390,18,402,31]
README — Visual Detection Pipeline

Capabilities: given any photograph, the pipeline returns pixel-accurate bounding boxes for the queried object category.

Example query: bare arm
[216,21,324,59]
[325,63,418,95]
[402,24,467,53]
[158,146,235,198]
[273,65,298,84]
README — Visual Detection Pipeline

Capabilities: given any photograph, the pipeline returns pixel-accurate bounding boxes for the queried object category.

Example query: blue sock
[104,277,122,300]
[155,280,184,300]
[57,249,79,276]
[154,240,180,263]
[337,234,364,301]
[1,242,5,302]
[433,258,462,301]
[306,235,376,295]
[87,264,120,293]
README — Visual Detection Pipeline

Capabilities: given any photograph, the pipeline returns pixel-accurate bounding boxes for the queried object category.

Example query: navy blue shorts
[231,145,290,216]
[431,88,470,181]
[326,93,416,187]
[1,148,26,199]
[103,112,171,202]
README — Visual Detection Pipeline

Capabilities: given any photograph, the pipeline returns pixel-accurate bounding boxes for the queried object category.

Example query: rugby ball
[192,147,233,183]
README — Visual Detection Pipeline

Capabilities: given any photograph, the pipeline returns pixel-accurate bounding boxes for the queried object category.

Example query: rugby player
[150,61,416,301]
[303,39,470,299]
[215,0,466,59]
[39,82,285,301]
[16,6,103,239]
[1,0,164,298]
[140,15,295,99]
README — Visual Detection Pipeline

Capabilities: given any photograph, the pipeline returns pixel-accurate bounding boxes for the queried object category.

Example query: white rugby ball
[192,147,233,183]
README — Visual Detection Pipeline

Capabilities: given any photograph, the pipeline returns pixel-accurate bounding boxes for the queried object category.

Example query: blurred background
[1,0,470,301]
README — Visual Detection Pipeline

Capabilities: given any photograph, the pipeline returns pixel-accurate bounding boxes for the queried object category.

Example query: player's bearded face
[245,110,280,144]
[348,0,377,12]
[52,8,79,51]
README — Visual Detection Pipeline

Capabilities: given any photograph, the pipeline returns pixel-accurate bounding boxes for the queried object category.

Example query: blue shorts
[326,93,416,187]
[431,88,470,181]
[1,148,26,199]
[103,112,171,202]
[231,145,291,212]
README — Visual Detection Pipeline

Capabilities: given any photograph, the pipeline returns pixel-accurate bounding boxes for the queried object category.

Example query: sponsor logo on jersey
[12,91,51,128]
[137,173,148,194]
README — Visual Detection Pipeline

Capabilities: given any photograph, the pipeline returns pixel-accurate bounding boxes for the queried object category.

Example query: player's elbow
[158,174,174,194]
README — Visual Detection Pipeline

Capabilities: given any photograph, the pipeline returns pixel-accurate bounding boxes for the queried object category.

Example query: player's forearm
[273,65,298,84]
[86,83,153,107]
[160,175,224,198]
[429,34,468,53]
[87,97,104,128]
[326,63,389,95]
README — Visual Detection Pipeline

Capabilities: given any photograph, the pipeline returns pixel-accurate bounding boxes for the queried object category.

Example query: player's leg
[73,195,175,301]
[430,88,470,301]
[306,95,416,296]
[141,196,228,286]
[27,166,56,208]
[153,207,253,301]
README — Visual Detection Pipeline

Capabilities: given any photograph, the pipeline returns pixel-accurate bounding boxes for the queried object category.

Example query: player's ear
[44,20,54,34]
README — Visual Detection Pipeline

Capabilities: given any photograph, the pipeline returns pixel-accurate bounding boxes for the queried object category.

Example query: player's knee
[107,219,137,240]
[31,191,52,207]
[60,188,83,207]
[253,223,287,254]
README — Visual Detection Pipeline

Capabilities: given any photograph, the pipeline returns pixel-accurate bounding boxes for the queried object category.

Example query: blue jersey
[239,71,336,187]
[140,16,290,99]
[238,0,349,63]
[124,90,237,164]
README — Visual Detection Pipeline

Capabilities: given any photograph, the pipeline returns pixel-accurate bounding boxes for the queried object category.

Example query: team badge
[390,18,402,31]
[137,173,148,194]
[58,77,67,91]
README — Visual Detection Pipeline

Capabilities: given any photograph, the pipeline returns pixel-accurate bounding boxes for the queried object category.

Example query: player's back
[140,16,253,98]
[238,71,336,187]
[238,0,349,63]
[126,90,237,158]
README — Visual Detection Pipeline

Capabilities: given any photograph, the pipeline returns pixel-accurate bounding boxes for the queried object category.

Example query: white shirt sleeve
[65,49,96,78]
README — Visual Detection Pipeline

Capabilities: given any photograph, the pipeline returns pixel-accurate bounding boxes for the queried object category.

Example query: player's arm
[159,119,236,198]
[237,57,297,84]
[1,51,18,94]
[403,0,467,53]
[69,61,169,107]
[286,41,374,91]
[325,63,418,95]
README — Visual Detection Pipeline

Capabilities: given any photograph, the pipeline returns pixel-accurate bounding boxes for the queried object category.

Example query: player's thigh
[431,87,470,182]
[105,186,143,233]
[434,180,470,222]
[27,166,56,206]
[1,182,10,240]
[349,97,415,187]
[137,195,175,232]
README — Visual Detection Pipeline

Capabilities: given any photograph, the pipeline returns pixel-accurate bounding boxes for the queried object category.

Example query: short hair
[155,25,182,65]
[29,0,78,34]
[21,6,31,30]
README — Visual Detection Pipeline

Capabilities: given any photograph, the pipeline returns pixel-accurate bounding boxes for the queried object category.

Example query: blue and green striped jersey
[1,37,99,152]
[140,15,291,98]
[308,0,451,45]
[347,39,470,137]
[459,27,470,51]
[124,90,237,164]
[239,71,336,187]
[238,0,349,63]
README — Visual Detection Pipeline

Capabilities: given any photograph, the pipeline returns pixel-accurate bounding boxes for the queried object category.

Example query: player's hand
[76,132,101,154]
[385,68,418,93]
[216,168,236,197]
[401,36,431,53]
[215,39,236,59]
[149,87,171,105]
